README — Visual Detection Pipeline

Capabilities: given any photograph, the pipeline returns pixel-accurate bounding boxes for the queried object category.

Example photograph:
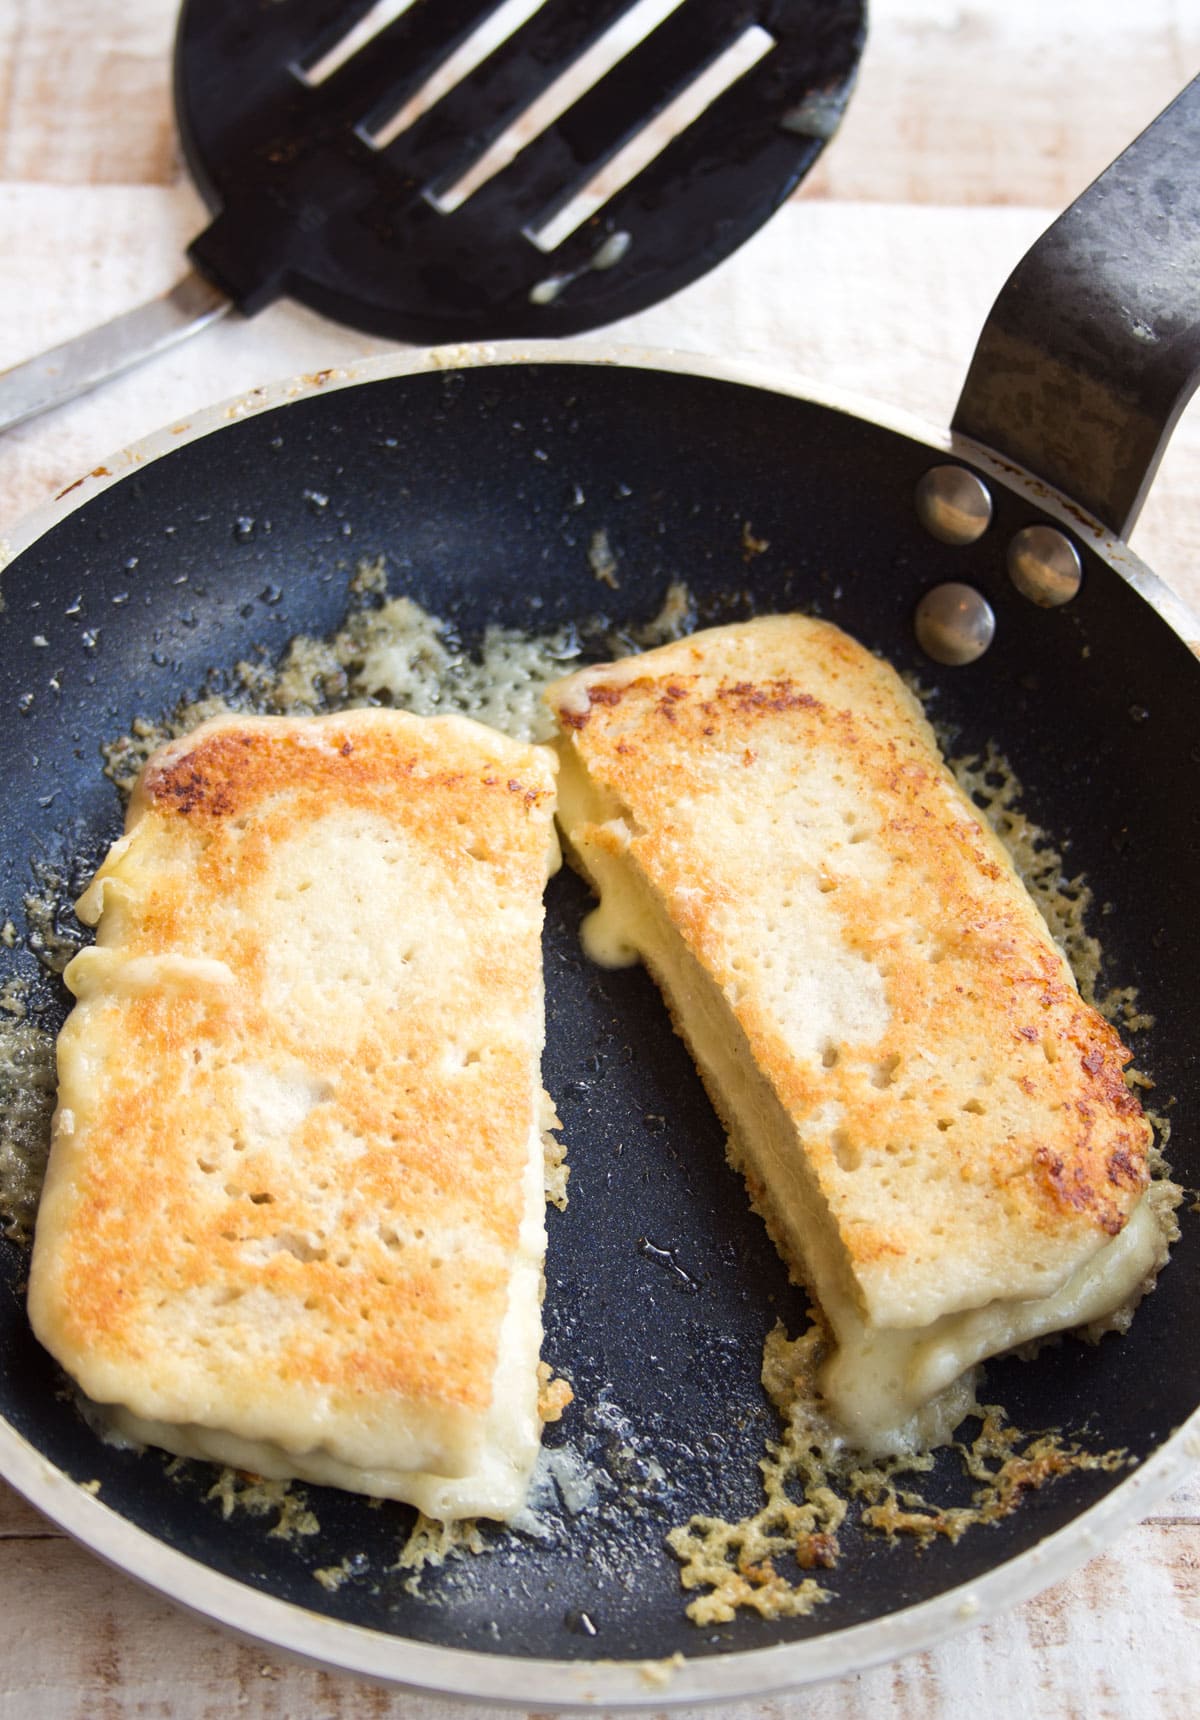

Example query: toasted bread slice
[29,709,560,1519]
[547,616,1165,1454]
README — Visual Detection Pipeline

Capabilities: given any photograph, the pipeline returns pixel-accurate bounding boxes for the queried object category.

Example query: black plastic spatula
[0,0,864,431]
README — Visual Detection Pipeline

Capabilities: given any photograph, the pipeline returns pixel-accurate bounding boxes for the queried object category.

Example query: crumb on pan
[538,1360,574,1423]
[395,1513,486,1594]
[204,1469,320,1540]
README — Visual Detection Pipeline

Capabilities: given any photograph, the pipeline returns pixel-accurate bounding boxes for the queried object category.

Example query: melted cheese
[820,1198,1163,1453]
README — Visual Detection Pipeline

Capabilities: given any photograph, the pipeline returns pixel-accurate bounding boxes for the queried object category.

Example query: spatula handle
[952,75,1200,540]
[0,270,230,435]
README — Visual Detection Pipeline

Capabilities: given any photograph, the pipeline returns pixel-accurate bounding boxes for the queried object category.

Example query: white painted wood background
[1,2,1198,1715]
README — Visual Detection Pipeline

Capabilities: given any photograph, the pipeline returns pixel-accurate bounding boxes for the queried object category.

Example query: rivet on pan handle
[951,75,1200,541]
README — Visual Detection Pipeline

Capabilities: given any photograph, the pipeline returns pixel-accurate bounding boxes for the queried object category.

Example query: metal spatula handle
[0,271,229,435]
[953,75,1200,539]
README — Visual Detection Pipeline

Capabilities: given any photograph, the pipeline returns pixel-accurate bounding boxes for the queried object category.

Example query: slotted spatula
[0,0,864,433]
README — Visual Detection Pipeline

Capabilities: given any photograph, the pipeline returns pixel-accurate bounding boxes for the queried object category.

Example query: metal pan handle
[952,75,1200,540]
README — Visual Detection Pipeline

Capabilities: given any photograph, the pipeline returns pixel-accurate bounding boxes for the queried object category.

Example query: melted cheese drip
[819,1198,1162,1453]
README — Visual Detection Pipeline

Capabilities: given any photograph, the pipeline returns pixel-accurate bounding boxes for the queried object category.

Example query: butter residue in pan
[100,560,696,797]
[0,1009,56,1245]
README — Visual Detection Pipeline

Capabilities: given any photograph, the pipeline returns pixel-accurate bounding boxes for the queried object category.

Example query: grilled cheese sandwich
[547,616,1165,1455]
[29,709,560,1519]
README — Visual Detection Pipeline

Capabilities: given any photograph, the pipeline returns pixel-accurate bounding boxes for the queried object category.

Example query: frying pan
[0,80,1198,1709]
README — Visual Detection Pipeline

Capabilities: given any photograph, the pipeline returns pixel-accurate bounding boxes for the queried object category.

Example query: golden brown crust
[547,617,1151,1329]
[29,709,557,1483]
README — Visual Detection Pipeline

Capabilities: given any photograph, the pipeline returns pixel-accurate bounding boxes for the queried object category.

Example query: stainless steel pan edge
[0,336,1197,1709]
[1,1385,1198,1710]
[6,335,1200,652]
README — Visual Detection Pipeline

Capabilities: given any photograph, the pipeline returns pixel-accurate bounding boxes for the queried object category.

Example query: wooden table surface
[1,4,1199,1715]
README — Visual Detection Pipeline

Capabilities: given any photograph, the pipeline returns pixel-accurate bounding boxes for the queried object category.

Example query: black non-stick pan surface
[0,353,1197,1692]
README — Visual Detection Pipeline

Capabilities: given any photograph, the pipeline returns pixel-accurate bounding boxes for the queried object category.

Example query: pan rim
[1,338,1197,1705]
[2,338,1196,653]
[2,1399,1197,1707]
